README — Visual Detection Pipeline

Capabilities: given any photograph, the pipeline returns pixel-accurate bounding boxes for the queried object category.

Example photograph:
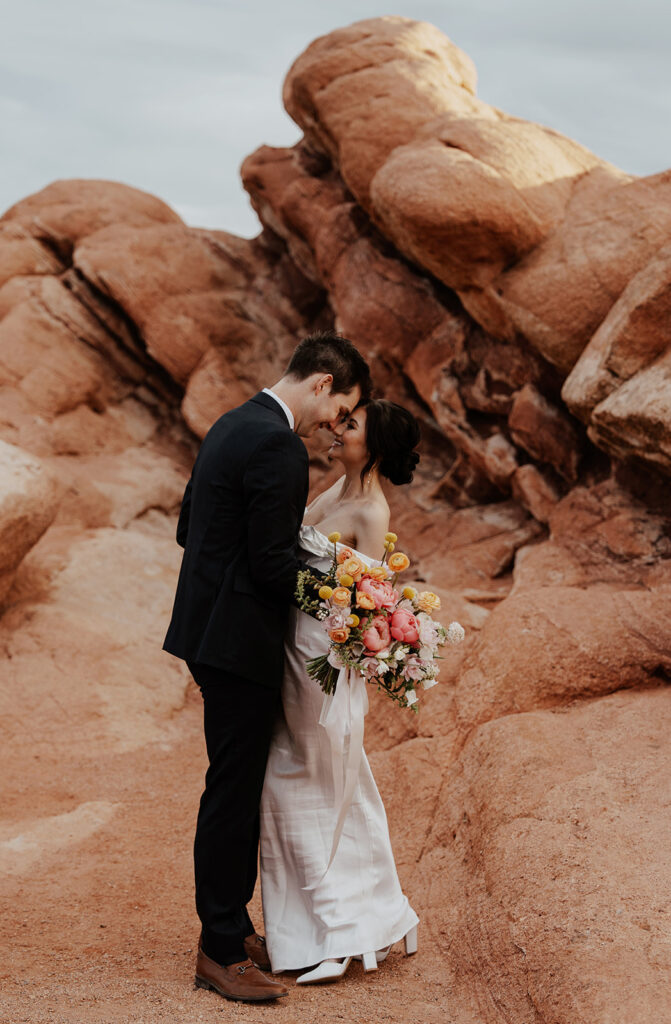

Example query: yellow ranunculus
[402,586,417,600]
[417,590,441,613]
[346,614,360,628]
[332,587,351,606]
[338,573,354,588]
[356,591,376,611]
[318,585,334,600]
[327,531,341,543]
[388,552,410,572]
[367,566,389,582]
[385,532,398,543]
[329,627,350,644]
[337,556,366,582]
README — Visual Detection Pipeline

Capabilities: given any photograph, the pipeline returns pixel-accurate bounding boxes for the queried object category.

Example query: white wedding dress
[260,524,419,972]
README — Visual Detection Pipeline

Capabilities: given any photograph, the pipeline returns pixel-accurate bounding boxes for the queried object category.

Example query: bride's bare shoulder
[303,476,343,523]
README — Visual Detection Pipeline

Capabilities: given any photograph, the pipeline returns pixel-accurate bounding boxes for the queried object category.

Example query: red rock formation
[1,16,670,1024]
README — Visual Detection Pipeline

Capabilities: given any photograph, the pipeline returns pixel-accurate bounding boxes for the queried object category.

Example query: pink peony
[390,608,420,644]
[362,615,391,652]
[357,576,398,610]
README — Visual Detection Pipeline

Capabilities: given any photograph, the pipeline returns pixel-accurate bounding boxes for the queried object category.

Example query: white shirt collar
[262,387,295,429]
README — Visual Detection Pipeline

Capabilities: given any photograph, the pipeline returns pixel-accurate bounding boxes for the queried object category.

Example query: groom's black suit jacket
[163,391,309,689]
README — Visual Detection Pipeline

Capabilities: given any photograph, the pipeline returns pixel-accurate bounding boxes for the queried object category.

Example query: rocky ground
[1,15,670,1024]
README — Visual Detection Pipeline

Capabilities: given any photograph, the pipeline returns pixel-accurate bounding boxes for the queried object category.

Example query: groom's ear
[315,373,334,394]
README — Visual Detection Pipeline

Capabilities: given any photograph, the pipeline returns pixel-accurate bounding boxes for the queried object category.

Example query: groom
[163,331,371,1003]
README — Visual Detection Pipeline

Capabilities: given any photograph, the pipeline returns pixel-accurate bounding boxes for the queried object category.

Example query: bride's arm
[353,503,390,561]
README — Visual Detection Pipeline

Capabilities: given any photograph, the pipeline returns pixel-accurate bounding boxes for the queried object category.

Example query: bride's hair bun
[361,400,421,486]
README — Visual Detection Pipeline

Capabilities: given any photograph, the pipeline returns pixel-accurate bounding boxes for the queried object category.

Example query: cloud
[2,0,670,236]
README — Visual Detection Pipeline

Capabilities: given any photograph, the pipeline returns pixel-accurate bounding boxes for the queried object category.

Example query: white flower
[447,621,465,645]
[323,609,349,632]
[405,689,419,706]
[421,677,438,690]
[360,657,380,679]
[376,659,390,675]
[403,657,425,682]
[376,648,391,660]
[419,645,435,662]
[418,613,439,650]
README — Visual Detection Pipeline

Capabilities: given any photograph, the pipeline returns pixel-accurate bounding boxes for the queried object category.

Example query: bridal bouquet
[295,532,465,710]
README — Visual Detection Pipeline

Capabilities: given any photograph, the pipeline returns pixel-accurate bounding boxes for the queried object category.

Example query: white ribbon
[303,666,369,891]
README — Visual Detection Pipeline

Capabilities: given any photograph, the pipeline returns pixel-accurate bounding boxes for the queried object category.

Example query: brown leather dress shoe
[195,948,288,1003]
[243,932,272,972]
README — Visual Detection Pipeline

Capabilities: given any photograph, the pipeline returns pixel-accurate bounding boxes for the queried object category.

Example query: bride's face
[328,406,368,469]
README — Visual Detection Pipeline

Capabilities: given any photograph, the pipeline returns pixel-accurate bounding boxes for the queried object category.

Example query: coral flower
[331,587,352,606]
[390,608,420,644]
[357,576,398,610]
[336,547,354,565]
[356,592,376,611]
[362,615,391,652]
[329,627,350,644]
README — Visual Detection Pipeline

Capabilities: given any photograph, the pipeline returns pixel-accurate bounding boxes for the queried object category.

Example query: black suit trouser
[188,661,281,966]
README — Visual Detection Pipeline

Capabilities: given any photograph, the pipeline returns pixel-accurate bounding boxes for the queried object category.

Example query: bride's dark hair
[360,400,420,486]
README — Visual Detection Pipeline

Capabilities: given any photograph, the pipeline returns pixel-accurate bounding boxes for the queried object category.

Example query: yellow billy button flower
[384,541,395,553]
[385,532,398,543]
[338,573,354,588]
[332,587,351,606]
[388,552,410,573]
[346,613,360,628]
[318,585,334,600]
[327,531,341,543]
[402,586,417,600]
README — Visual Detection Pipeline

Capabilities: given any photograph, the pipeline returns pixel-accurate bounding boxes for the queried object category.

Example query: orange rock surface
[1,17,670,1024]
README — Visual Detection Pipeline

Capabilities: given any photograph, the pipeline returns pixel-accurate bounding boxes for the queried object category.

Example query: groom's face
[299,375,361,437]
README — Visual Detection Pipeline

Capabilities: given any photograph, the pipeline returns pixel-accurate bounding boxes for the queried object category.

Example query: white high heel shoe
[296,951,377,984]
[297,926,418,984]
[355,923,419,964]
[404,924,418,955]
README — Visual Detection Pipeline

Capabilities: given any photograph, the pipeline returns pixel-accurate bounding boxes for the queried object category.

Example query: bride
[260,398,421,983]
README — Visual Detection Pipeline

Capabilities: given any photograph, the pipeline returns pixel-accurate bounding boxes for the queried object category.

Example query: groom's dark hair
[285,330,371,400]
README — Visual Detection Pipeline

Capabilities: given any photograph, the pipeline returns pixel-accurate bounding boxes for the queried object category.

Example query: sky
[3,0,671,237]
